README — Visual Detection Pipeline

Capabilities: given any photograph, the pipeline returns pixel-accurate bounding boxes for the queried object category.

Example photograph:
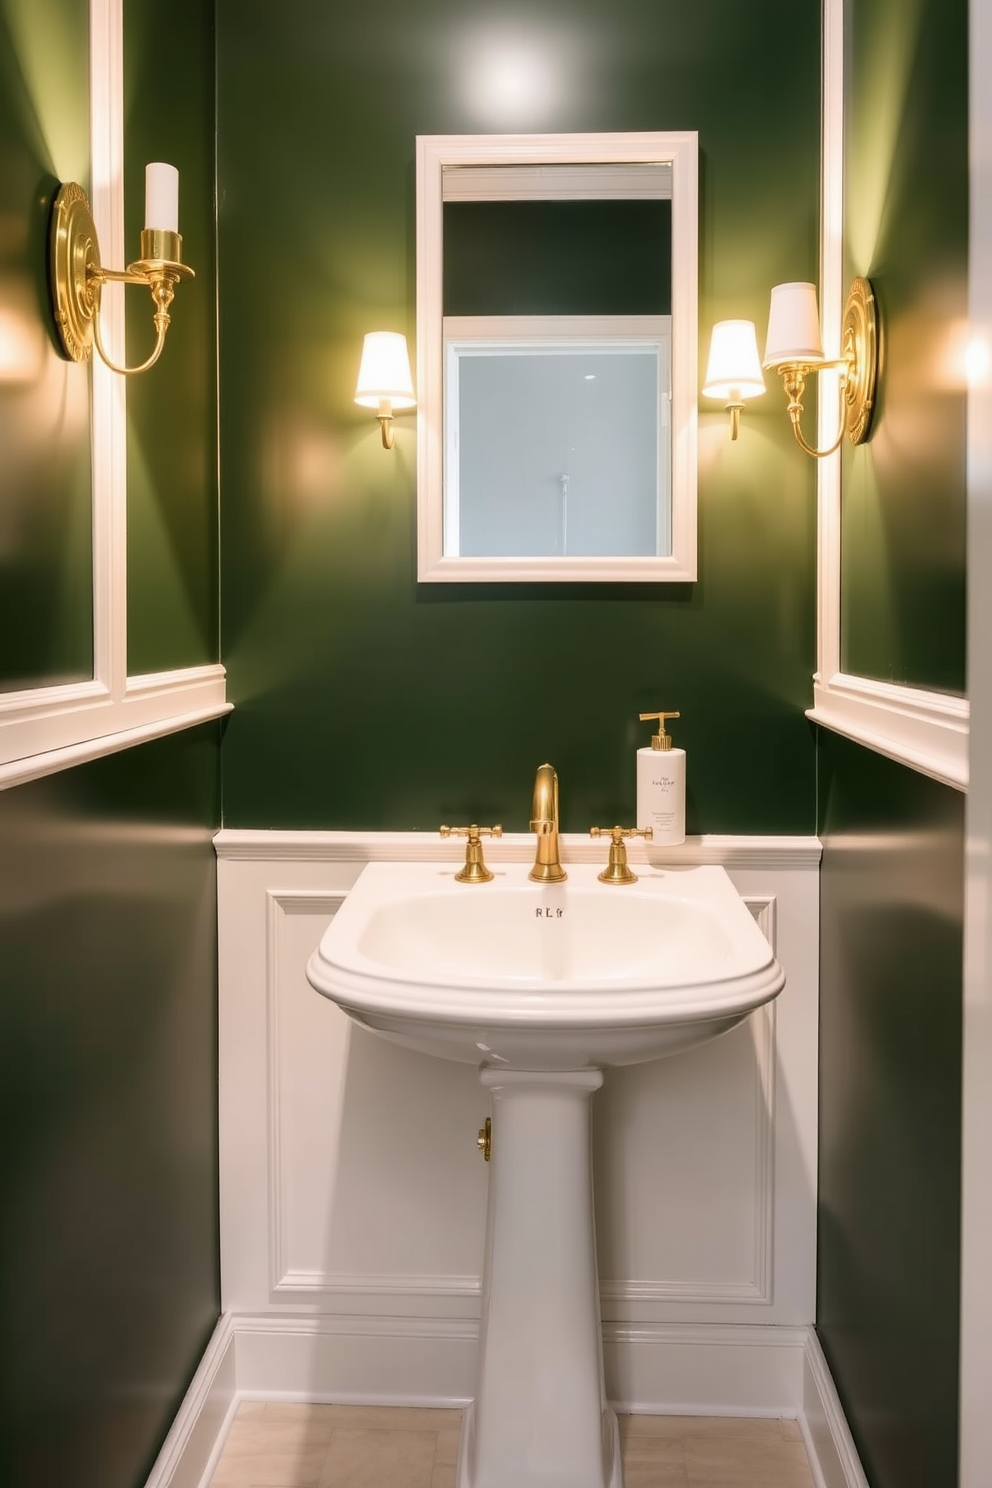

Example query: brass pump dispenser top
[638,710,681,751]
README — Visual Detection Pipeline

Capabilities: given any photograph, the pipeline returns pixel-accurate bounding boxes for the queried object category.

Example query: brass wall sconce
[49,163,194,376]
[354,331,416,448]
[762,277,878,457]
[701,319,766,439]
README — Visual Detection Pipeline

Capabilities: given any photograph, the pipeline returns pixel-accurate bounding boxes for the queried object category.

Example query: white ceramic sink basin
[307,861,784,1069]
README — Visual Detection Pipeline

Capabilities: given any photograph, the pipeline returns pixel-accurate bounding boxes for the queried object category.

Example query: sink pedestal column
[459,1068,621,1488]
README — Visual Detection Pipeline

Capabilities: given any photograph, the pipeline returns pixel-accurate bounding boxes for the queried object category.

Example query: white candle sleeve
[144,163,179,233]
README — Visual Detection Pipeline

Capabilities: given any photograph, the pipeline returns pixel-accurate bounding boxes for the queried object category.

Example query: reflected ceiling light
[465,42,559,126]
[49,163,194,376]
[761,277,878,456]
[354,331,416,449]
[701,319,766,440]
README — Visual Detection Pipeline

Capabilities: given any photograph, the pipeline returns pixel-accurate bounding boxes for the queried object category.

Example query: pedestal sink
[307,861,784,1488]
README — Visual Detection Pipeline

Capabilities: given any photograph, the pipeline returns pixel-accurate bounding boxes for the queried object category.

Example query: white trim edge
[801,1330,870,1488]
[809,673,968,790]
[213,828,821,868]
[0,681,231,791]
[142,1315,238,1488]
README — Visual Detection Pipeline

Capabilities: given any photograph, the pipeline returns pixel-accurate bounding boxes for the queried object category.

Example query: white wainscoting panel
[217,832,820,1402]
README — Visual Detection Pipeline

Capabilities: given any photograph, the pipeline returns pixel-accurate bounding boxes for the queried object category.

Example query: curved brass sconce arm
[773,278,878,458]
[49,182,194,376]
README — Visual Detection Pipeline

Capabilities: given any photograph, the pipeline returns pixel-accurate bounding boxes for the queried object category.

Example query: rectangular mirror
[415,133,698,583]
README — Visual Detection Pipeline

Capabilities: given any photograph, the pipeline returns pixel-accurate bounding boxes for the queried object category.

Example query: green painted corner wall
[814,3,969,1485]
[816,730,963,1488]
[216,0,822,833]
[841,0,968,693]
[0,724,222,1488]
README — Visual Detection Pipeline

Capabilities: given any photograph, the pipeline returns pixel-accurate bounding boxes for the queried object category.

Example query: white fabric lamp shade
[702,320,766,400]
[763,282,825,369]
[354,332,417,409]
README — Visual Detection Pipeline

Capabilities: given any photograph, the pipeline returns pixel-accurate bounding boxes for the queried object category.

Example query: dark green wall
[817,732,963,1488]
[0,725,222,1488]
[216,0,822,834]
[0,0,93,691]
[841,0,968,692]
[124,0,218,675]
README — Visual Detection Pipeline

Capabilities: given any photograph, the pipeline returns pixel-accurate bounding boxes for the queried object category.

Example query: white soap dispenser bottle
[636,710,686,846]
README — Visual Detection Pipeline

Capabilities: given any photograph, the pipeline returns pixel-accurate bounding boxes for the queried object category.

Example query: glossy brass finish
[529,763,566,883]
[376,401,396,450]
[590,825,653,884]
[477,1116,492,1162]
[50,183,101,363]
[841,276,877,444]
[775,276,878,458]
[49,183,195,375]
[439,822,503,882]
[638,709,680,750]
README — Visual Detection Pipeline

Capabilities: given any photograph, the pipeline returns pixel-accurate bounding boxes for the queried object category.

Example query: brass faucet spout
[529,763,567,882]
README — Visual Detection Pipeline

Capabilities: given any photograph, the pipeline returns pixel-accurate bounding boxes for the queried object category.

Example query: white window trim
[807,0,968,791]
[0,0,229,791]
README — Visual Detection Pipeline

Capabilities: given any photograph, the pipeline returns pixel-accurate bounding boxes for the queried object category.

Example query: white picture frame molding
[806,0,968,792]
[0,0,229,791]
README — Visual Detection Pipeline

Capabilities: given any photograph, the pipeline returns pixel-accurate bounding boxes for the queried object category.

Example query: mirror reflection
[416,134,698,583]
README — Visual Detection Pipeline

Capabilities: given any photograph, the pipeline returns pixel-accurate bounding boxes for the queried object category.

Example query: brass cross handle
[439,823,503,883]
[589,825,653,885]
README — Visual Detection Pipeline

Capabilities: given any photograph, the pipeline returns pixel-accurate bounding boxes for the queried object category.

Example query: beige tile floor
[208,1402,818,1488]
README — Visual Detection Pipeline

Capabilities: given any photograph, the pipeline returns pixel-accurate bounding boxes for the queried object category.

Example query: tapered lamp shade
[763,282,825,369]
[354,332,417,410]
[702,320,766,401]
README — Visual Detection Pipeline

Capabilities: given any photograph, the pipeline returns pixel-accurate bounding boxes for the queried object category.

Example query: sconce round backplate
[842,276,877,445]
[50,182,100,362]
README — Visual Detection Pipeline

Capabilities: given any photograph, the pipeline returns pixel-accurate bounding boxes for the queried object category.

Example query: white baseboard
[800,1330,871,1488]
[145,1316,867,1488]
[231,1313,477,1406]
[142,1315,238,1488]
[604,1322,808,1415]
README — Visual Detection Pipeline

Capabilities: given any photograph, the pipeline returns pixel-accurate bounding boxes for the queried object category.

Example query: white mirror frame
[415,132,698,584]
